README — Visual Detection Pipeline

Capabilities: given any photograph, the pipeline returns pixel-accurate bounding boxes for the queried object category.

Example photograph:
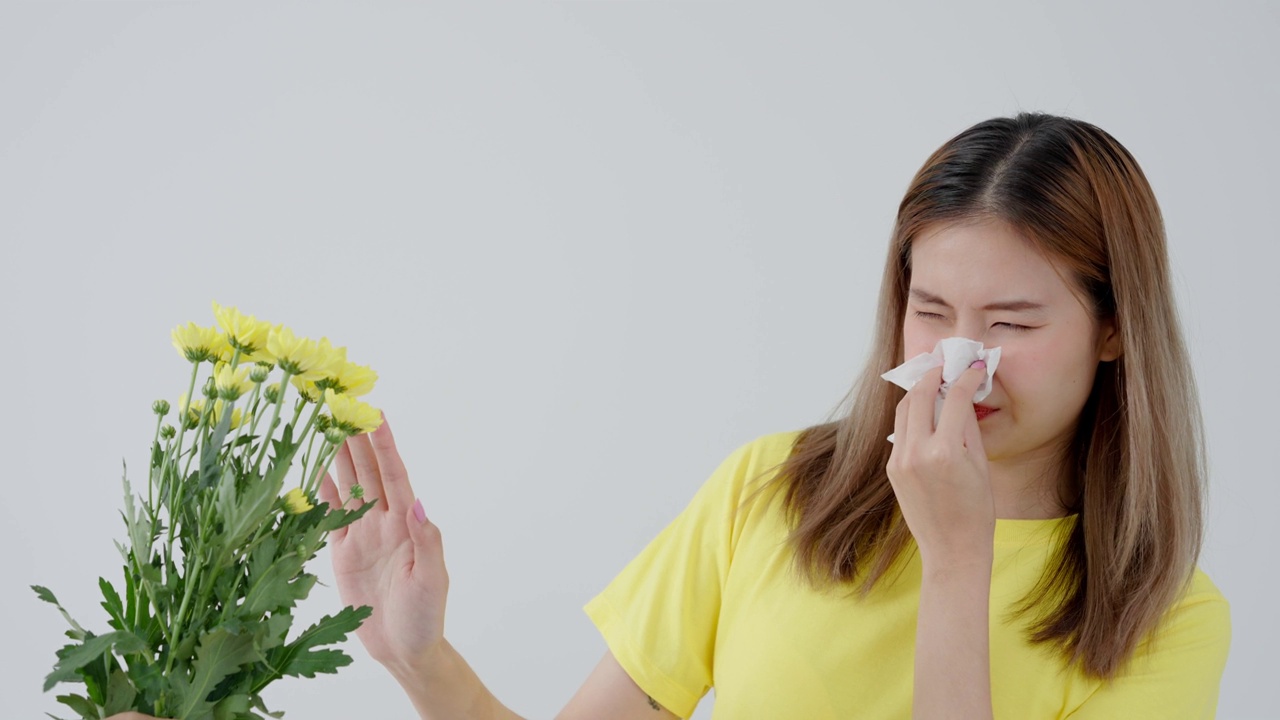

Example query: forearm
[914,554,994,720]
[389,638,527,720]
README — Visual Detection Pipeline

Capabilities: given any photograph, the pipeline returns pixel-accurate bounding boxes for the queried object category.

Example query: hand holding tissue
[881,337,1001,443]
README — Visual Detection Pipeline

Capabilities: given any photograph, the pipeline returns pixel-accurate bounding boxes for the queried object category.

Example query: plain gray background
[2,3,1276,719]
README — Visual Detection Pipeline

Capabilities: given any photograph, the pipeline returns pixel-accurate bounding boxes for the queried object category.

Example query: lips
[974,404,998,420]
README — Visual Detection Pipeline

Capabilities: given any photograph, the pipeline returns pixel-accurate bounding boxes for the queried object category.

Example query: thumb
[405,498,445,568]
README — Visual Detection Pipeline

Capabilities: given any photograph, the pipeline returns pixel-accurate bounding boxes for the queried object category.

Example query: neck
[987,445,1073,520]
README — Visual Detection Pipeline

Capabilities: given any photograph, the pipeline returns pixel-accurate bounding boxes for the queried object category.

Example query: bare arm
[914,554,994,720]
[386,642,678,720]
[887,364,998,720]
[556,649,681,720]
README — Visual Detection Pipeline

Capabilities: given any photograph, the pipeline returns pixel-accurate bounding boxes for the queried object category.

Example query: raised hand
[318,413,450,677]
[886,361,996,565]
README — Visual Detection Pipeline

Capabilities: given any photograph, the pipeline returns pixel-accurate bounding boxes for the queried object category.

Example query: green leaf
[121,464,154,569]
[200,407,236,490]
[99,578,126,631]
[130,659,166,710]
[43,631,147,692]
[32,585,87,640]
[317,499,376,532]
[169,627,261,720]
[53,693,97,720]
[257,605,371,689]
[103,668,138,715]
[242,555,316,618]
[211,692,251,720]
[217,465,283,549]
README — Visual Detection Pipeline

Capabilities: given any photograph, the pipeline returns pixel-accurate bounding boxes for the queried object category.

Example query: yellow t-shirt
[583,430,1231,719]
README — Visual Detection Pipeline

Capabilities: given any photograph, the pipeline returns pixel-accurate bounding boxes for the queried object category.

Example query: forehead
[908,218,1079,305]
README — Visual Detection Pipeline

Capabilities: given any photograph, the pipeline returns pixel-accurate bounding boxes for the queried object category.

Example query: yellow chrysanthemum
[290,374,322,403]
[210,334,235,365]
[211,300,274,359]
[334,360,378,397]
[214,363,253,401]
[266,325,340,381]
[171,322,223,363]
[324,389,382,435]
[313,345,378,398]
[282,487,314,515]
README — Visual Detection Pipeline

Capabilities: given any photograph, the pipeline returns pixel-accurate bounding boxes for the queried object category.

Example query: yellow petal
[282,487,314,515]
[324,389,383,435]
[211,300,273,356]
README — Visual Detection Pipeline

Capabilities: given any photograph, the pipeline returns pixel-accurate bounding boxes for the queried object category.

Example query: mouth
[974,404,998,420]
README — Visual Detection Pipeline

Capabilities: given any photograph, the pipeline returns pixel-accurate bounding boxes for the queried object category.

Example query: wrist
[919,547,993,578]
[385,639,449,688]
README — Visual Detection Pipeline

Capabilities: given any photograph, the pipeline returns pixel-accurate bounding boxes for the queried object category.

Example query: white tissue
[881,337,1002,443]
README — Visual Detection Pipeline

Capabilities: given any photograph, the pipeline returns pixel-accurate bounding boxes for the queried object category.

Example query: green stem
[252,369,294,477]
[165,494,212,676]
[164,362,203,547]
[229,383,261,463]
[148,414,163,511]
[181,395,217,481]
[294,399,329,487]
[307,439,343,497]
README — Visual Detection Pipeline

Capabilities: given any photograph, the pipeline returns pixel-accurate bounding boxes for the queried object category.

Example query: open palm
[318,414,449,674]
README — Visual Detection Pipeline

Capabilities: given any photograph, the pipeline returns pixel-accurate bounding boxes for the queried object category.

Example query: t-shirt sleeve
[1065,572,1231,719]
[582,437,763,719]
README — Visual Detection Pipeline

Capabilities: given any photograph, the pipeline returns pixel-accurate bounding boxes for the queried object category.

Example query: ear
[1097,316,1122,362]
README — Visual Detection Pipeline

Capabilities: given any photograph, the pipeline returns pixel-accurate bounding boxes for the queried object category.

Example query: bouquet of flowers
[35,301,383,720]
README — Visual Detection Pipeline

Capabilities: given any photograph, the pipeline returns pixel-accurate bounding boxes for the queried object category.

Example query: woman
[110,112,1231,719]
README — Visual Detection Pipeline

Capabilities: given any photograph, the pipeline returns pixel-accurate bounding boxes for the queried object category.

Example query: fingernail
[970,360,986,369]
[412,498,427,524]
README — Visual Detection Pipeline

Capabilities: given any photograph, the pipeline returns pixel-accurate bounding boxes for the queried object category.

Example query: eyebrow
[909,288,1048,313]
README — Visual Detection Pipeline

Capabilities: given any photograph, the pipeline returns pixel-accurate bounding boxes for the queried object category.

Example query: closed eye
[912,311,1034,333]
[995,322,1033,333]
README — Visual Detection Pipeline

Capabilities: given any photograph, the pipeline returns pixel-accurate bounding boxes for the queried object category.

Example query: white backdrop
[2,3,1276,719]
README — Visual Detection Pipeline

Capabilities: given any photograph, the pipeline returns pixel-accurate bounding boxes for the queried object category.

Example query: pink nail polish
[971,360,986,369]
[412,498,426,524]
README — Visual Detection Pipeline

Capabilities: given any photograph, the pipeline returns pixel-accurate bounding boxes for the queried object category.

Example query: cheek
[901,320,940,362]
[993,337,1092,407]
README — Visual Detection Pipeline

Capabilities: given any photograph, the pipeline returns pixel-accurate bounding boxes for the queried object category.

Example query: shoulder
[706,428,806,498]
[1133,564,1231,666]
[725,428,807,474]
[1167,565,1230,632]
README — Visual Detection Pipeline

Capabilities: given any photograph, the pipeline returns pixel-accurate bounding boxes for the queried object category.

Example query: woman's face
[902,216,1120,464]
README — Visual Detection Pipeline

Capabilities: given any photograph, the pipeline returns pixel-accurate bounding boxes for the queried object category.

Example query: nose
[954,318,990,345]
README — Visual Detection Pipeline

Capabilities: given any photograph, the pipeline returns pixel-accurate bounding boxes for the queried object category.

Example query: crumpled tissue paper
[881,337,1001,443]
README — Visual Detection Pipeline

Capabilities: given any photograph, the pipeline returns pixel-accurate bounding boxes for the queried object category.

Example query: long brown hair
[746,112,1207,681]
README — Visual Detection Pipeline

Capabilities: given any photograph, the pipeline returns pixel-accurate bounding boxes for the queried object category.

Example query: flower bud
[316,413,332,432]
[160,424,176,440]
[152,399,171,417]
[202,376,218,399]
[324,427,347,446]
[255,360,276,373]
[263,383,282,404]
[249,365,271,383]
[282,487,314,515]
[182,409,200,430]
[350,483,365,499]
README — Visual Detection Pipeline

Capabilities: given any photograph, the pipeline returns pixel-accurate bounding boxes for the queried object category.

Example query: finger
[346,432,385,509]
[890,391,909,446]
[333,439,359,498]
[367,412,415,515]
[961,406,986,456]
[937,362,988,437]
[318,471,348,540]
[907,365,944,440]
